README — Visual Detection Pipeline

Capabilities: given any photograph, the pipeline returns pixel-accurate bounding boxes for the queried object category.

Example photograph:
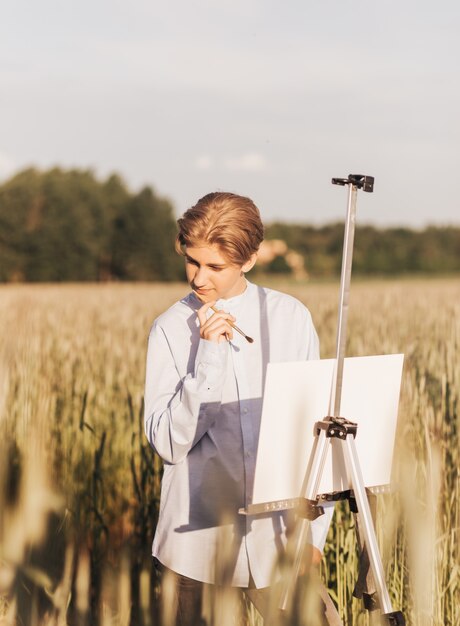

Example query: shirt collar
[215,279,255,311]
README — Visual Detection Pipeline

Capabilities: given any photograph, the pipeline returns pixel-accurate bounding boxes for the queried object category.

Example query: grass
[0,277,458,625]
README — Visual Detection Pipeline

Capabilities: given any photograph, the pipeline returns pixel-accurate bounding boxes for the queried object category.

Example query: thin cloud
[223,153,267,172]
[194,155,214,171]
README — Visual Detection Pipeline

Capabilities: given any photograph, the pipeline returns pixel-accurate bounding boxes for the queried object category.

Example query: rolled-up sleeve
[144,322,228,464]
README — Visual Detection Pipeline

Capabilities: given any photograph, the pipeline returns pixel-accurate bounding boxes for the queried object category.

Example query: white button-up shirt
[144,281,333,588]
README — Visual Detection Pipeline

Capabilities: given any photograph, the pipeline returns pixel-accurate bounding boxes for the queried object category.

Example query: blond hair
[175,192,264,265]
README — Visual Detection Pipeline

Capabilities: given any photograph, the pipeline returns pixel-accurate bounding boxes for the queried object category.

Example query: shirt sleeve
[144,321,228,464]
[298,304,320,360]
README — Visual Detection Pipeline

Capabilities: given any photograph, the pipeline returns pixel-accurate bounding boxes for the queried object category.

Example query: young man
[144,192,334,624]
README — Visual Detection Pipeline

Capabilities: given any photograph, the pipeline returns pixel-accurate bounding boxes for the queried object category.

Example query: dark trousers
[154,560,338,626]
[155,561,274,626]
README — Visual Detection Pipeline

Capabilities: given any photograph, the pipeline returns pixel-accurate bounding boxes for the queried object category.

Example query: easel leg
[352,491,379,611]
[342,435,405,625]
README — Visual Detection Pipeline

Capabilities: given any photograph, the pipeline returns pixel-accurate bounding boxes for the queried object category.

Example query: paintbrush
[192,290,254,344]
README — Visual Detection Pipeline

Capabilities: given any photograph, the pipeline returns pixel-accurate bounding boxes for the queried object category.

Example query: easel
[283,175,404,625]
[244,175,405,625]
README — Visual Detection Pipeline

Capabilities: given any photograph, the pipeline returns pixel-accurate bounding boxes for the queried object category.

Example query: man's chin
[192,287,215,302]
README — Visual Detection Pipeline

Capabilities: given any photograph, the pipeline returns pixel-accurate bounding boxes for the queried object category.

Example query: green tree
[267,255,292,274]
[0,168,111,281]
[111,186,183,281]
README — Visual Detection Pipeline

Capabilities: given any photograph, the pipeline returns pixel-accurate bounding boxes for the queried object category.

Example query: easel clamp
[331,174,375,193]
[316,416,358,439]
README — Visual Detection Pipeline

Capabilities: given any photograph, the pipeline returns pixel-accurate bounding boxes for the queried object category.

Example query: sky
[1,0,459,227]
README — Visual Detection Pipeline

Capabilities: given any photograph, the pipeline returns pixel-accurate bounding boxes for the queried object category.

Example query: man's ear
[241,253,258,274]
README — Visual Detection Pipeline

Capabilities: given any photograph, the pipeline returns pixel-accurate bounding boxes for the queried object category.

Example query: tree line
[1,167,459,282]
[265,221,460,276]
[0,167,182,282]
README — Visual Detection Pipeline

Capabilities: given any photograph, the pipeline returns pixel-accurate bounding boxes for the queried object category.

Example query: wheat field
[0,278,458,626]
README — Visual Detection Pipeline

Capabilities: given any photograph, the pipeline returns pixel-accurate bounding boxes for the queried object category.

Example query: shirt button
[243,408,248,414]
[245,451,251,458]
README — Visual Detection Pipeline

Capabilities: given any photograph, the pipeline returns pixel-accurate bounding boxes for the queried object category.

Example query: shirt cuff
[194,339,228,391]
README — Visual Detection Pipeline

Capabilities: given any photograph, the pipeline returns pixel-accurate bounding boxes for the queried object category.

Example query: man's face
[184,244,254,301]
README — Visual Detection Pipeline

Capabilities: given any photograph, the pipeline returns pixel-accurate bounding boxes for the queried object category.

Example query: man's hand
[197,301,236,344]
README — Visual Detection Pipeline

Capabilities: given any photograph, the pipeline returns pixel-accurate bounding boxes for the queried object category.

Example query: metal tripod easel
[277,174,405,625]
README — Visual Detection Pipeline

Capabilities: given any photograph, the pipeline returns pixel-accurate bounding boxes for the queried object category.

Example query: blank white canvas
[252,354,404,504]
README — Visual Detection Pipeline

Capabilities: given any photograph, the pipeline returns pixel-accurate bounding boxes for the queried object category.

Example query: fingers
[201,312,236,344]
[197,303,236,344]
[196,301,216,327]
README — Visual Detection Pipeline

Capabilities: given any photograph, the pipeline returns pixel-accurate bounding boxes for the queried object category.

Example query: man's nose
[194,265,209,286]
